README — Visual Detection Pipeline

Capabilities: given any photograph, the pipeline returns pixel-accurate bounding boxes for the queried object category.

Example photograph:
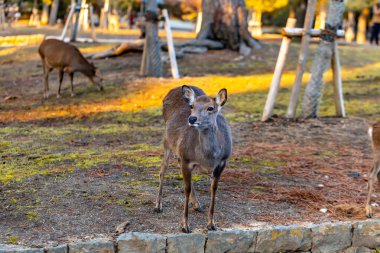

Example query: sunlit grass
[1,60,379,122]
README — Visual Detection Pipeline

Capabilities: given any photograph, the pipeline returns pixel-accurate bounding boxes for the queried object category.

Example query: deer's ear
[182,85,195,105]
[216,88,227,106]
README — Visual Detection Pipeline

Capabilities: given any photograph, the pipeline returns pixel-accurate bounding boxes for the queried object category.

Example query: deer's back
[38,39,91,70]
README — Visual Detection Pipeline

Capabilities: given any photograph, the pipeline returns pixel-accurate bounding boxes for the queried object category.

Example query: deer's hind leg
[366,159,380,218]
[42,61,52,99]
[69,72,75,97]
[154,140,171,213]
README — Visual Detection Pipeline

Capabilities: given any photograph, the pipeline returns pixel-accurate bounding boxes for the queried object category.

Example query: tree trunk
[295,0,307,28]
[197,0,261,51]
[315,0,327,29]
[301,0,346,118]
[48,0,59,25]
[140,0,163,77]
[249,10,262,37]
[41,3,49,24]
[29,0,40,27]
[345,11,355,43]
[356,8,369,44]
[100,0,109,30]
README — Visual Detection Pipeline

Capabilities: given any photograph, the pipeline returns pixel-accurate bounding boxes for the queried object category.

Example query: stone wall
[1,220,380,253]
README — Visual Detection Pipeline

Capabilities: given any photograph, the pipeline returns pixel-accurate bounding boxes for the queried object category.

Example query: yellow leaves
[246,0,288,12]
[42,0,53,5]
[346,0,373,12]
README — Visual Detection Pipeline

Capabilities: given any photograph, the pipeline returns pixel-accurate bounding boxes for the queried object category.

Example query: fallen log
[87,39,145,59]
[87,39,226,60]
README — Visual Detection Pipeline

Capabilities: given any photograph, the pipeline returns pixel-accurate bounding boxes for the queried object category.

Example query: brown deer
[38,39,103,98]
[366,121,380,218]
[155,85,232,233]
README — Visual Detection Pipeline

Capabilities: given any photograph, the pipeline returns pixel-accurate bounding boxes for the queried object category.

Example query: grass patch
[7,236,19,245]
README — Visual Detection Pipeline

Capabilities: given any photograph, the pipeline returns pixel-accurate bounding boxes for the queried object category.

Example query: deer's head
[182,85,227,130]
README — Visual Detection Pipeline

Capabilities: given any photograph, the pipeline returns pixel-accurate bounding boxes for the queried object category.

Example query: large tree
[301,0,346,118]
[197,0,261,52]
[140,0,163,77]
[48,0,59,25]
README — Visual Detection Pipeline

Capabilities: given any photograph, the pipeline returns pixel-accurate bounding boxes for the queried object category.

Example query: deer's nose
[188,116,197,124]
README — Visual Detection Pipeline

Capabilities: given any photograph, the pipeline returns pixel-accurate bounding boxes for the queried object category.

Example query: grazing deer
[38,39,103,98]
[155,85,232,233]
[366,121,380,218]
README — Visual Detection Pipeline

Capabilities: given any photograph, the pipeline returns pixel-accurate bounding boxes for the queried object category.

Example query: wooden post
[60,4,75,41]
[331,40,345,117]
[163,9,179,79]
[80,1,89,31]
[0,1,5,30]
[89,5,96,41]
[287,0,317,118]
[282,28,345,38]
[195,11,202,34]
[262,18,296,121]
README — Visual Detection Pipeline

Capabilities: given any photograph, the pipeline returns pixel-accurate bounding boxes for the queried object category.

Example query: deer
[38,39,103,99]
[366,121,380,218]
[154,85,232,233]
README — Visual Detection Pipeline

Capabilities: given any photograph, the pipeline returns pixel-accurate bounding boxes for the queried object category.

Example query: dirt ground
[0,32,380,247]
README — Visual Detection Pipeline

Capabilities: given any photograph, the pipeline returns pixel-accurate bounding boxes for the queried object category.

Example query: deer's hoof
[207,224,217,231]
[154,207,162,213]
[180,225,191,233]
[366,205,374,218]
[193,206,204,213]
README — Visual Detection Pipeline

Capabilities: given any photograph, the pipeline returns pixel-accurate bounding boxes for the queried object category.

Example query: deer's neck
[198,125,221,157]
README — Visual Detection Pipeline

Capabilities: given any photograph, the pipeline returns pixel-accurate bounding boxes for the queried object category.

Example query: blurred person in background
[370,0,380,45]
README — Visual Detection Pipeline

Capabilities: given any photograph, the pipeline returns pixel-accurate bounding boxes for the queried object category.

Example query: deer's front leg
[207,176,219,230]
[207,162,225,230]
[180,164,192,233]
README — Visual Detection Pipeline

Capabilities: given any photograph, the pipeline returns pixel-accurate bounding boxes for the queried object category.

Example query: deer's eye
[207,107,214,111]
[190,105,194,109]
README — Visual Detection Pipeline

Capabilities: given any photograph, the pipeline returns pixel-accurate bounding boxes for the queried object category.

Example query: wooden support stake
[163,9,180,79]
[282,28,345,38]
[59,4,75,41]
[331,40,345,117]
[262,18,296,122]
[195,11,202,34]
[287,0,317,118]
